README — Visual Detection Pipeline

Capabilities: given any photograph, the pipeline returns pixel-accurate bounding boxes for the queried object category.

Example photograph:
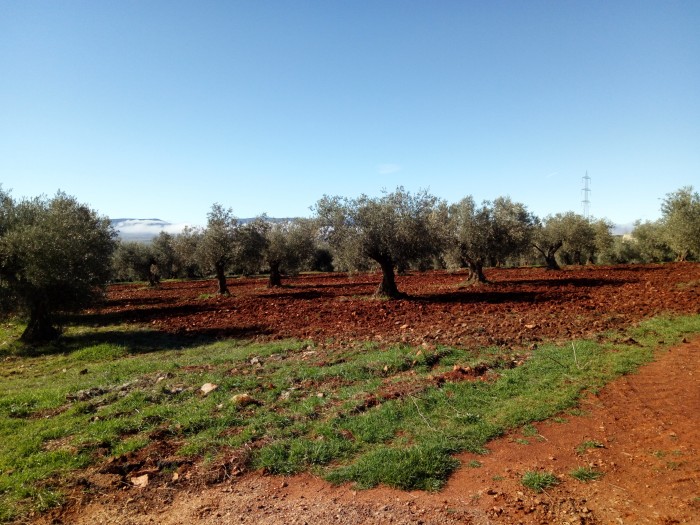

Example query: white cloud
[113,219,194,241]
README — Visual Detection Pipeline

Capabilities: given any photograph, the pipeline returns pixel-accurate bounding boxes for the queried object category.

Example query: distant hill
[111,217,295,242]
[113,217,634,243]
[612,223,634,235]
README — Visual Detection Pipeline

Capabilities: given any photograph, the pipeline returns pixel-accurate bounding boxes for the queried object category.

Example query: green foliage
[660,186,700,261]
[534,212,598,267]
[1,314,700,521]
[630,220,674,263]
[151,231,178,279]
[575,439,605,454]
[0,190,117,342]
[171,226,204,279]
[570,466,603,482]
[521,470,559,492]
[197,204,239,293]
[112,241,159,284]
[327,444,460,491]
[250,217,318,286]
[315,187,444,296]
[445,196,534,279]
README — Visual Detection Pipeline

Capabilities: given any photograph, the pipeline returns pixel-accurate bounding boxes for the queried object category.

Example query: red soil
[98,263,700,349]
[32,263,700,524]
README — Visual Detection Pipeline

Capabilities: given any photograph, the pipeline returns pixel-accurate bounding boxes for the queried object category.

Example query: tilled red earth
[32,262,700,525]
[98,264,700,349]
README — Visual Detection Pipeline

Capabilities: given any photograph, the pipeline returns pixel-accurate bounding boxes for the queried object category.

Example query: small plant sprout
[575,439,605,454]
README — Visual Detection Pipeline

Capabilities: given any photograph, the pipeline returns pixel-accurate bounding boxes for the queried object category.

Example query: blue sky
[1,1,698,228]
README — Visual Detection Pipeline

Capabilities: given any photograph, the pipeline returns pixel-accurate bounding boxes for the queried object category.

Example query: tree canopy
[0,190,117,342]
[660,186,700,261]
[315,187,443,298]
[446,196,534,283]
[197,204,239,294]
[259,218,316,287]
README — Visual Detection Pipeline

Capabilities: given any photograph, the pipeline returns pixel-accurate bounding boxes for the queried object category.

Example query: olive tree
[445,196,534,283]
[0,190,117,342]
[490,197,536,267]
[533,212,595,269]
[151,231,178,279]
[588,218,615,264]
[262,218,316,287]
[445,197,492,283]
[235,218,268,276]
[314,188,443,298]
[112,241,160,285]
[218,216,318,286]
[629,220,674,262]
[172,226,204,278]
[660,186,700,261]
[197,204,239,294]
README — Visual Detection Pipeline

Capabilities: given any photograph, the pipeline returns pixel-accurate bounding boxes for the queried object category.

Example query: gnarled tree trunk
[458,246,488,285]
[462,257,488,285]
[268,261,282,287]
[533,241,562,270]
[215,263,229,295]
[375,256,402,298]
[21,296,59,343]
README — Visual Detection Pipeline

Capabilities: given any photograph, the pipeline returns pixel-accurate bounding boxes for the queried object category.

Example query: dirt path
[36,337,700,525]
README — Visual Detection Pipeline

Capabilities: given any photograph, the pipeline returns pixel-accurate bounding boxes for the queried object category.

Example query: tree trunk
[462,258,488,285]
[375,257,402,298]
[534,242,562,270]
[268,261,282,287]
[543,252,560,270]
[21,296,59,343]
[215,263,229,295]
[147,264,160,287]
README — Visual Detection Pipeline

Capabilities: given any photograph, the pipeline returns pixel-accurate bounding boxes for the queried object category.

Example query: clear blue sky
[2,1,698,227]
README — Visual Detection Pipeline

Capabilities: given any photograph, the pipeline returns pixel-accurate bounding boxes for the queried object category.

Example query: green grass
[575,439,605,454]
[1,314,699,522]
[570,466,604,482]
[521,470,559,492]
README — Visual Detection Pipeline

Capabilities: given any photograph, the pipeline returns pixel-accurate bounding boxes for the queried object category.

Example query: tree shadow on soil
[261,290,326,300]
[103,296,180,308]
[412,290,544,305]
[507,277,630,288]
[70,304,221,327]
[21,324,272,358]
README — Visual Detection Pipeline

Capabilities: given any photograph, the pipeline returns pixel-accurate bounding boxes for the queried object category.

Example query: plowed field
[100,263,700,349]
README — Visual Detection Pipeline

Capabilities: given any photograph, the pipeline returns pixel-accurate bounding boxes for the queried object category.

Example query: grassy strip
[1,315,699,521]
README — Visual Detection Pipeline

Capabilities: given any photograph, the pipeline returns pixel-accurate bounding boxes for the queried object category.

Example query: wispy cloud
[545,171,559,179]
[377,163,401,175]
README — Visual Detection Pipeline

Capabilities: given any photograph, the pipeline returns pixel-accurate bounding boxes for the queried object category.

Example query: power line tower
[581,172,591,219]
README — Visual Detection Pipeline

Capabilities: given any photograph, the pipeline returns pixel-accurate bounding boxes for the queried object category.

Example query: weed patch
[521,470,559,493]
[570,466,603,482]
[1,314,699,522]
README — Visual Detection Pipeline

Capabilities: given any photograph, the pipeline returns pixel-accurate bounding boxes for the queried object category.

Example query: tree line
[2,185,699,342]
